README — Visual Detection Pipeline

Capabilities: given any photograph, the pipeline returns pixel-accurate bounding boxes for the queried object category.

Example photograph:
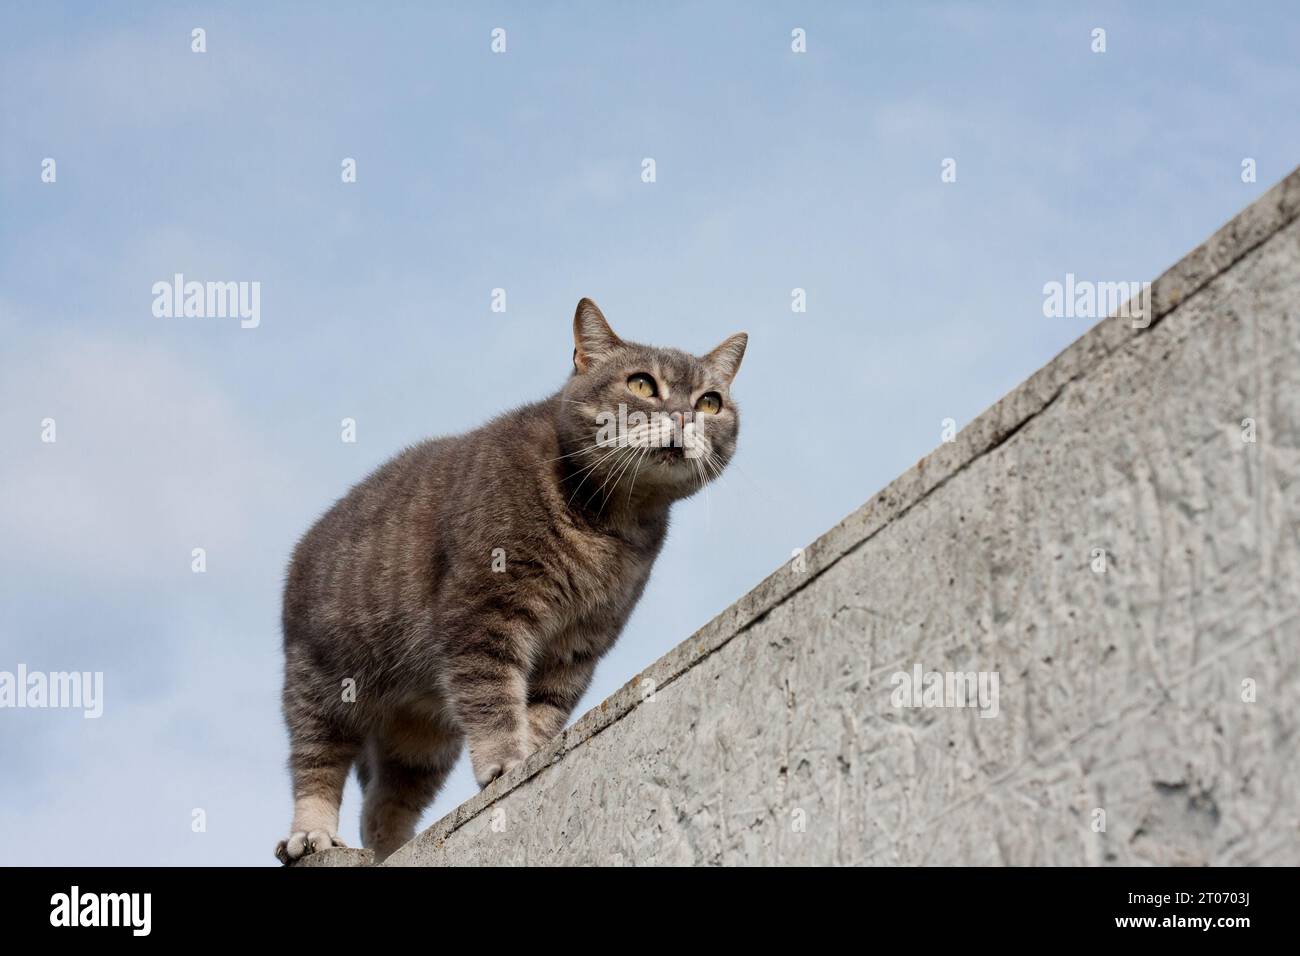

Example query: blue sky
[2,1,1298,865]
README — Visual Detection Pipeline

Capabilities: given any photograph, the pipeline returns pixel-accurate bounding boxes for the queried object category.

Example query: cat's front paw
[472,755,523,789]
[274,830,348,865]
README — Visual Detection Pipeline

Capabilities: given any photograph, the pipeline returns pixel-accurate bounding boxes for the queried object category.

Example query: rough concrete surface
[293,847,375,868]
[314,167,1300,867]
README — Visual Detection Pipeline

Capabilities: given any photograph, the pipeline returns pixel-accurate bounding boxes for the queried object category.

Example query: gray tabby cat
[275,298,747,863]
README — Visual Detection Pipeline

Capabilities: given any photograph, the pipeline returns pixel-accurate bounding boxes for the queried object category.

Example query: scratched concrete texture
[362,170,1300,867]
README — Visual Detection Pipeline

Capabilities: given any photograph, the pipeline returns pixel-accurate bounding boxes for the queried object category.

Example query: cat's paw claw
[274,830,345,864]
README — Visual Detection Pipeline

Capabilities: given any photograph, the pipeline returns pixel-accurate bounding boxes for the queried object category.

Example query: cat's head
[557,298,747,508]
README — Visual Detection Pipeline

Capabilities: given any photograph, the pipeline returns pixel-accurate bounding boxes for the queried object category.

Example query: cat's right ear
[572,298,623,372]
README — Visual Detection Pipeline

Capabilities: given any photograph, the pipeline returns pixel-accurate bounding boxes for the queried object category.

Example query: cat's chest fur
[530,510,667,661]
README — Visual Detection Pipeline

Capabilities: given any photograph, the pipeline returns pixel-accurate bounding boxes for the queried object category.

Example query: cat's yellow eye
[695,392,722,415]
[627,374,658,399]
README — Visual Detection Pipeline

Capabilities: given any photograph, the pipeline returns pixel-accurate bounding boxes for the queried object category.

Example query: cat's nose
[670,410,693,431]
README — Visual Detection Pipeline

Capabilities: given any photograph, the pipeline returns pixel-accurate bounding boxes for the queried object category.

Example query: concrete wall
[326,167,1300,867]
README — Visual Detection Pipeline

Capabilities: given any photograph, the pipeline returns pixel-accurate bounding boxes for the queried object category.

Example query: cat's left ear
[704,332,748,384]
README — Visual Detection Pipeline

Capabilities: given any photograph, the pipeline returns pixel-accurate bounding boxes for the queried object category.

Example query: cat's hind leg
[275,716,360,864]
[360,727,461,861]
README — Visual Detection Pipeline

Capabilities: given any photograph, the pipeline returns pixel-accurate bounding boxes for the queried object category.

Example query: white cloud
[0,334,296,586]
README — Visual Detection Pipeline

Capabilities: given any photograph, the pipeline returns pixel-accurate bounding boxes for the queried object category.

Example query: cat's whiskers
[564,443,623,483]
[624,445,652,507]
[708,453,773,506]
[565,442,628,506]
[695,456,713,529]
[691,455,706,496]
[701,451,725,484]
[585,445,638,515]
[587,423,654,512]
[543,439,618,466]
[607,442,646,496]
[612,441,654,508]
